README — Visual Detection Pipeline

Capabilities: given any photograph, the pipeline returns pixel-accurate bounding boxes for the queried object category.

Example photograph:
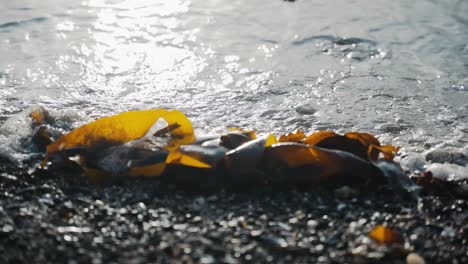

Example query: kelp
[37,108,433,196]
[262,143,384,186]
[43,109,195,183]
[40,109,395,185]
[29,108,54,152]
[45,109,194,155]
[369,225,403,244]
[278,130,399,161]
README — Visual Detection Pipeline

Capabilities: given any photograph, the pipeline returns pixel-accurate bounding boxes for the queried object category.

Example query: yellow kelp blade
[128,163,166,177]
[47,109,168,155]
[344,132,380,146]
[344,132,399,160]
[45,109,194,157]
[43,109,194,182]
[301,131,399,161]
[304,132,371,160]
[344,132,381,160]
[265,143,322,168]
[29,107,51,126]
[302,131,337,145]
[278,130,306,143]
[370,144,400,160]
[166,151,212,168]
[263,143,383,185]
[159,110,196,149]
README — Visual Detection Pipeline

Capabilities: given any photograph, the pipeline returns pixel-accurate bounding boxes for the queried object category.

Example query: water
[1,0,467,178]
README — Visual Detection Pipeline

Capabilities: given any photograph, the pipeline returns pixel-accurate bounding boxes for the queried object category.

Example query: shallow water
[0,0,467,178]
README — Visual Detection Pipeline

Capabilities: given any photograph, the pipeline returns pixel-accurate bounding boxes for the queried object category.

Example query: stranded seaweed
[4,107,459,197]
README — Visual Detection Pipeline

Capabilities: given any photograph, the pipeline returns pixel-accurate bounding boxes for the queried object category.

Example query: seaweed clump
[2,107,457,197]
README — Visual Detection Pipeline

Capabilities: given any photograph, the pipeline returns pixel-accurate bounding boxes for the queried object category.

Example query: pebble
[425,148,466,165]
[441,227,456,238]
[378,124,405,133]
[191,197,206,211]
[250,230,263,237]
[334,186,356,199]
[337,203,347,211]
[406,253,425,264]
[295,105,317,115]
[200,255,215,264]
[307,220,318,229]
[315,244,325,252]
[1,224,14,233]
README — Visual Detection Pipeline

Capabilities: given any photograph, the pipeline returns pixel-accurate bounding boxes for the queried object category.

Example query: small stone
[334,186,356,199]
[250,230,263,237]
[307,220,318,229]
[441,227,456,238]
[406,253,425,264]
[295,105,317,115]
[351,245,367,255]
[315,244,324,252]
[336,203,347,211]
[1,224,14,233]
[260,235,288,248]
[277,222,292,231]
[191,197,206,211]
[223,255,237,264]
[173,224,187,231]
[206,195,218,202]
[200,255,215,264]
[378,124,405,133]
[425,148,466,164]
[317,256,328,263]
[368,252,385,259]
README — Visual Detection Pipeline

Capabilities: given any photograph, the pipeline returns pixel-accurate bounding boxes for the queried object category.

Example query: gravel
[1,160,467,264]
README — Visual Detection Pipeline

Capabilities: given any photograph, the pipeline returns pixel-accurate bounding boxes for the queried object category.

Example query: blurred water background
[0,0,467,178]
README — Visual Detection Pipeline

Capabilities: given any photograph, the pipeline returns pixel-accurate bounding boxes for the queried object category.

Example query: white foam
[0,106,89,165]
[0,106,45,164]
[426,163,468,181]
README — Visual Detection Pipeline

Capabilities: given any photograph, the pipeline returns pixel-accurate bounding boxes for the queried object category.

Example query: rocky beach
[1,159,467,263]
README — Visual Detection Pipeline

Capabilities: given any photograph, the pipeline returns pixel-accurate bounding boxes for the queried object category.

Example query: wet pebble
[307,219,319,229]
[334,186,356,199]
[441,226,456,238]
[406,253,425,264]
[377,124,406,133]
[295,105,317,115]
[425,148,466,165]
